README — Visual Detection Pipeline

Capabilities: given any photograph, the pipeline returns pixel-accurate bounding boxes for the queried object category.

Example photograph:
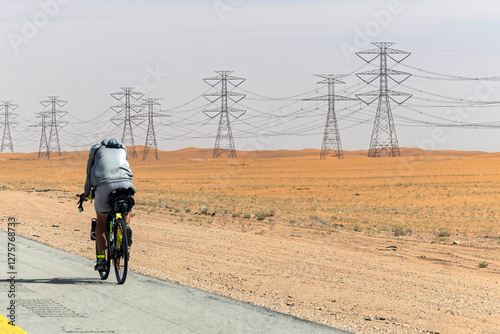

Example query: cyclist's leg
[123,210,132,245]
[94,184,114,264]
[124,210,132,224]
[95,211,108,254]
[122,181,135,226]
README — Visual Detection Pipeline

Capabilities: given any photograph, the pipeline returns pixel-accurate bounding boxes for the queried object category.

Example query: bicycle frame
[108,213,123,250]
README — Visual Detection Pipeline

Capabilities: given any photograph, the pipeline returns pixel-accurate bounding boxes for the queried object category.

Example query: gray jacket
[84,139,133,196]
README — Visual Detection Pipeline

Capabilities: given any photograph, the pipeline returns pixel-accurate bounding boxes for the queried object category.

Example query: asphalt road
[0,231,351,334]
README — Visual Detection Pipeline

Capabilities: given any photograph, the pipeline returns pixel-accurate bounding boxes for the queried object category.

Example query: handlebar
[76,194,95,212]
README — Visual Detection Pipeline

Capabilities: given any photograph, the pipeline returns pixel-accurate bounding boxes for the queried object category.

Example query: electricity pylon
[110,87,145,158]
[0,101,19,153]
[138,98,170,161]
[356,42,411,157]
[39,96,68,158]
[304,74,358,159]
[30,112,49,159]
[203,71,245,158]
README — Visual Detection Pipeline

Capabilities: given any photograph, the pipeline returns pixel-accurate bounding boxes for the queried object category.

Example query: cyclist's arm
[84,144,99,197]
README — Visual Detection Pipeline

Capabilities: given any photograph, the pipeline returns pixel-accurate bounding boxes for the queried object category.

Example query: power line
[0,101,19,153]
[399,63,500,81]
[400,83,500,104]
[66,107,114,124]
[138,98,171,161]
[304,74,358,159]
[30,113,49,159]
[39,96,68,158]
[110,87,145,158]
[203,71,246,158]
[356,42,412,158]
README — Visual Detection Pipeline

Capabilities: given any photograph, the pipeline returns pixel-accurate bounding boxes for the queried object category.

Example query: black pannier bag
[108,187,135,213]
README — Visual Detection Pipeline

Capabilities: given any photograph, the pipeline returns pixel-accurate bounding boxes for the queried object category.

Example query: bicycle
[77,188,133,284]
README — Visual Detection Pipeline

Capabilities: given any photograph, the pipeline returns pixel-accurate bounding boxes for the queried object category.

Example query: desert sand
[0,147,499,333]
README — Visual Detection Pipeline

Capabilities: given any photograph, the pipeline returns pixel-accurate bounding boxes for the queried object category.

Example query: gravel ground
[1,190,499,333]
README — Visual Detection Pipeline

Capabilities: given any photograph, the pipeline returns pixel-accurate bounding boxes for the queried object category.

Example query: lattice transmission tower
[356,42,411,157]
[138,98,170,161]
[110,87,145,158]
[203,71,245,158]
[39,96,68,158]
[0,101,19,153]
[304,75,358,159]
[30,113,49,159]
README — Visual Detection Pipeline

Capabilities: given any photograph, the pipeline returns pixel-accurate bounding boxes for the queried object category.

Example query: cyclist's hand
[77,193,87,212]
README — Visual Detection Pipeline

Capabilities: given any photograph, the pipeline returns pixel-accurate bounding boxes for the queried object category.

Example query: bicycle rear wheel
[112,218,129,284]
[95,237,110,280]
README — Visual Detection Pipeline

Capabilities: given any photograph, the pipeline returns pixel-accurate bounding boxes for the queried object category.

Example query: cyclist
[81,138,135,272]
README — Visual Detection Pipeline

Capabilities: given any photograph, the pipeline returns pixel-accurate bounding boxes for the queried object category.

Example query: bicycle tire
[95,235,110,280]
[112,218,129,284]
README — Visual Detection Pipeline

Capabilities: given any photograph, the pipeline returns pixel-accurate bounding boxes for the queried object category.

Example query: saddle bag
[108,187,135,213]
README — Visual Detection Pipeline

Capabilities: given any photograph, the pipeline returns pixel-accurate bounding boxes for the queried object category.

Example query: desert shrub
[257,214,266,221]
[185,208,191,213]
[435,229,451,237]
[308,215,328,225]
[353,225,362,232]
[267,208,277,216]
[232,213,240,218]
[243,213,252,219]
[257,208,276,217]
[318,217,329,224]
[393,226,412,236]
[479,261,488,268]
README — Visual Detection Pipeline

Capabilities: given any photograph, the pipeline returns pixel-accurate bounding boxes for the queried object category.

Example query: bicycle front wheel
[112,218,129,284]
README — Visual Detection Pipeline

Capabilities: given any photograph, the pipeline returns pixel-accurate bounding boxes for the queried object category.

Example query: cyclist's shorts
[94,181,136,213]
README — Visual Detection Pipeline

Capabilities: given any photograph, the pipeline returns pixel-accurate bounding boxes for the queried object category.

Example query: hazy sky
[2,0,500,153]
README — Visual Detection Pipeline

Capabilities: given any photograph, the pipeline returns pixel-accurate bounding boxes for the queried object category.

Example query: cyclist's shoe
[125,224,132,246]
[94,258,108,272]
